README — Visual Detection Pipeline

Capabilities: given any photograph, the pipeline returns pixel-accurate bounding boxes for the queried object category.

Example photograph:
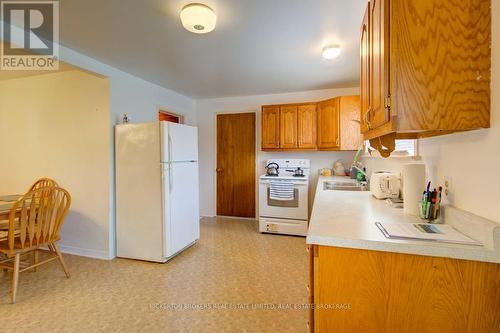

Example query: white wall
[196,87,360,217]
[361,1,500,224]
[58,43,198,258]
[0,70,111,258]
[2,21,198,259]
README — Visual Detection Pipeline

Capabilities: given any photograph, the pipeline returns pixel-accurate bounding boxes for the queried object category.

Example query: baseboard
[57,244,112,260]
[217,215,257,221]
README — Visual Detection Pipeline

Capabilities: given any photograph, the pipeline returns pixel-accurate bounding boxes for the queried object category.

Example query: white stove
[259,174,308,181]
[259,159,310,236]
[259,159,310,180]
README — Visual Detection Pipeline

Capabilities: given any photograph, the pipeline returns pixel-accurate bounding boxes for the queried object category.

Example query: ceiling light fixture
[322,45,341,60]
[180,3,217,34]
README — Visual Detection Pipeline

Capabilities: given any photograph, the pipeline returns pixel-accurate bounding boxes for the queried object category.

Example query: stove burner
[265,174,279,177]
[293,174,306,177]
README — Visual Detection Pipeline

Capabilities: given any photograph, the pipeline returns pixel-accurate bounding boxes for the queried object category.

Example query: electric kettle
[265,162,279,176]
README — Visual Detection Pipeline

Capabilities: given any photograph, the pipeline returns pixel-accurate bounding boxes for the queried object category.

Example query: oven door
[259,179,308,220]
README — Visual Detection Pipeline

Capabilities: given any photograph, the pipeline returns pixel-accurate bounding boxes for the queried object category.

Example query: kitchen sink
[323,180,368,192]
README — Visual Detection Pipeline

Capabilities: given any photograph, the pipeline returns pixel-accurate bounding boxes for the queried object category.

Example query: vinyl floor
[0,217,308,332]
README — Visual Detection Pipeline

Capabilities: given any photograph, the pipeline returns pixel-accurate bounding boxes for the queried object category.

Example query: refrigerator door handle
[168,133,173,162]
[168,134,174,193]
[169,165,173,193]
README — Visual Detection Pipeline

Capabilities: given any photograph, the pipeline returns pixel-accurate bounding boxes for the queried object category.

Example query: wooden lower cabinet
[309,245,500,333]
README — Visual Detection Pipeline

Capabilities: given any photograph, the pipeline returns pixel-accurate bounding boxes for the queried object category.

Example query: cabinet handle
[364,107,372,130]
[336,138,339,146]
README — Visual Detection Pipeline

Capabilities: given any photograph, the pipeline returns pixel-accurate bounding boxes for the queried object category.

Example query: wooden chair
[0,187,71,303]
[28,178,58,192]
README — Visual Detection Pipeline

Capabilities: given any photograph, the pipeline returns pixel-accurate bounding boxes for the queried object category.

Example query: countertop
[306,176,500,264]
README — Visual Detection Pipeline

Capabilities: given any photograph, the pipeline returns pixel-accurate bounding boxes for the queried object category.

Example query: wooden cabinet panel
[391,0,490,131]
[262,98,359,151]
[360,0,491,156]
[340,96,361,151]
[279,105,298,148]
[297,104,317,149]
[261,106,280,149]
[313,246,500,333]
[360,3,370,134]
[307,245,315,333]
[317,98,340,150]
[369,0,390,130]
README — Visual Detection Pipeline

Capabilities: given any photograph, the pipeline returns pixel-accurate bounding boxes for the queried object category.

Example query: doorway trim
[214,111,257,219]
[157,106,185,124]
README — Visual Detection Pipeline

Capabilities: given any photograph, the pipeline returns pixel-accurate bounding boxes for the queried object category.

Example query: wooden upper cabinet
[340,96,361,151]
[279,105,298,149]
[297,104,317,149]
[360,3,370,134]
[261,106,280,149]
[369,0,390,131]
[261,98,360,151]
[317,98,340,150]
[360,0,491,156]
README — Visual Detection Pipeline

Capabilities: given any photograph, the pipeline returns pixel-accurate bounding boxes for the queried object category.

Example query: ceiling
[57,0,366,98]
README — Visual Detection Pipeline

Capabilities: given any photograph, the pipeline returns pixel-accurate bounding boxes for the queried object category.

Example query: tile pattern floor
[0,217,309,332]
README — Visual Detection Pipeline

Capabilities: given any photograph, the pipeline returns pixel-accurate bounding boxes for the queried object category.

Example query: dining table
[0,195,22,224]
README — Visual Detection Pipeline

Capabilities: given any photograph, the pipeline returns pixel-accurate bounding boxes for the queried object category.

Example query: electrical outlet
[444,176,452,196]
[443,176,454,205]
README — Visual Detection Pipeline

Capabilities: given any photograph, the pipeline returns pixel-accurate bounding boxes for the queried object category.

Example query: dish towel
[269,181,295,201]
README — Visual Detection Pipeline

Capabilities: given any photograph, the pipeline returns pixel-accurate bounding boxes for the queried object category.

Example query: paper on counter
[376,222,482,246]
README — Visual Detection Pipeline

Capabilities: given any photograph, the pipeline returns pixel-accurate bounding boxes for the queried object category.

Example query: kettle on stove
[265,162,280,176]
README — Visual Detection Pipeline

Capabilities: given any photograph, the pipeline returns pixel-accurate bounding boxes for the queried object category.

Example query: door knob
[216,168,223,173]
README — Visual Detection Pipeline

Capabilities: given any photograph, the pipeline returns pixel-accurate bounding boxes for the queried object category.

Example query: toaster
[370,172,400,199]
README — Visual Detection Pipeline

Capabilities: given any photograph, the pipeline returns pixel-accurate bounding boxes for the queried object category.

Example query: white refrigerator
[115,121,200,262]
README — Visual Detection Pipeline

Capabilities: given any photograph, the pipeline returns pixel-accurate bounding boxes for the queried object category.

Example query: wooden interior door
[317,98,340,149]
[159,112,180,123]
[369,0,390,129]
[360,3,371,134]
[261,106,280,149]
[217,113,256,218]
[297,104,317,149]
[279,105,298,148]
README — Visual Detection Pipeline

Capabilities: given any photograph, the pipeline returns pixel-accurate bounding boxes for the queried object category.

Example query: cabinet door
[308,245,315,333]
[369,0,390,129]
[317,98,340,150]
[340,96,361,151]
[261,106,280,149]
[297,104,317,149]
[360,3,371,134]
[280,105,298,149]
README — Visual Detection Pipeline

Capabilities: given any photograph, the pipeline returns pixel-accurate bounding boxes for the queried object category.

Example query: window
[395,140,416,156]
[365,139,417,156]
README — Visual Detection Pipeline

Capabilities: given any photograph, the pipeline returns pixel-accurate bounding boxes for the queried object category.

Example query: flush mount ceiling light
[322,45,341,60]
[180,3,217,34]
